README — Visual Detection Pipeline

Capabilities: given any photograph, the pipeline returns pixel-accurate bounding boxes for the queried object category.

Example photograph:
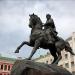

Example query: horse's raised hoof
[15,49,19,53]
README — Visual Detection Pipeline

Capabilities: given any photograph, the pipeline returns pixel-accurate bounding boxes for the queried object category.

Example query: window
[50,59,52,62]
[60,65,63,67]
[1,64,3,70]
[71,61,74,67]
[8,65,10,71]
[4,65,7,70]
[46,61,48,64]
[47,52,50,55]
[65,54,68,59]
[65,63,69,68]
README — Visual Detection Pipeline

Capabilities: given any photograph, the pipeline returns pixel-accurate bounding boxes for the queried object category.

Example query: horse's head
[29,13,37,28]
[29,13,42,29]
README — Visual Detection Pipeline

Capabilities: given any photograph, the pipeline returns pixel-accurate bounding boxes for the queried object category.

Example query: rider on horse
[44,14,58,44]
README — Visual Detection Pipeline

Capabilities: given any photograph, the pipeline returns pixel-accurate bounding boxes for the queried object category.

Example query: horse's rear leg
[27,38,41,60]
[54,49,62,64]
[49,49,58,64]
[15,41,31,53]
[65,42,75,55]
[65,46,75,55]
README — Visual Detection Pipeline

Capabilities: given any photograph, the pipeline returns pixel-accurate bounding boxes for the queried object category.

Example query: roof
[33,53,50,61]
[66,36,72,41]
[0,56,16,63]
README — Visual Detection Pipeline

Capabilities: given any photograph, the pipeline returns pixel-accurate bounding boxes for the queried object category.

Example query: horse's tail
[65,41,75,55]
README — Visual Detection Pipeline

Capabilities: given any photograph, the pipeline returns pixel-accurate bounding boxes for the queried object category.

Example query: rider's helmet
[46,14,51,19]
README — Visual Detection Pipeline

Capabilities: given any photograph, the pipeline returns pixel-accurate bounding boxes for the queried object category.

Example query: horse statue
[15,13,75,64]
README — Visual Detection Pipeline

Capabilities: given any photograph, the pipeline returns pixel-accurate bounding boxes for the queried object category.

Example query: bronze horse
[15,14,75,64]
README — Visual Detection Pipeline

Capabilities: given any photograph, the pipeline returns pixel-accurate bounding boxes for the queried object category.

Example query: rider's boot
[47,35,54,44]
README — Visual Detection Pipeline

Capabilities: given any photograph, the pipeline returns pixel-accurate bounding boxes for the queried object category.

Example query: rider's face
[46,16,51,20]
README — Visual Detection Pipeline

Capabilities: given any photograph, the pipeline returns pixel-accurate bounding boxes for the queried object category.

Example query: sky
[0,0,75,59]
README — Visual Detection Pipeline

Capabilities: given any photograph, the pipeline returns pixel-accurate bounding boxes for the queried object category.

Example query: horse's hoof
[15,49,19,53]
[51,62,58,65]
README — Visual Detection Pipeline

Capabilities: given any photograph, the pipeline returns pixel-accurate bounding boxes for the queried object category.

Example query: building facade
[34,32,75,75]
[0,56,15,75]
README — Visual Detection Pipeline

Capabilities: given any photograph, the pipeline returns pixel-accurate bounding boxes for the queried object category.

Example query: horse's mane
[33,14,42,25]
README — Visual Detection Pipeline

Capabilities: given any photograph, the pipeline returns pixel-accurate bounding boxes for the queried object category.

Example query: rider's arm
[49,19,56,28]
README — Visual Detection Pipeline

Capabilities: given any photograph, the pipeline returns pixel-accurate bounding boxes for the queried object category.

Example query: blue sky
[0,0,75,59]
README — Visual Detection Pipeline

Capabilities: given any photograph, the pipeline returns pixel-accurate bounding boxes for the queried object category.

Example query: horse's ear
[33,13,34,15]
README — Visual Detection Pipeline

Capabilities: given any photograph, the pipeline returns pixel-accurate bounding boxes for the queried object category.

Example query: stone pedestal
[10,60,72,75]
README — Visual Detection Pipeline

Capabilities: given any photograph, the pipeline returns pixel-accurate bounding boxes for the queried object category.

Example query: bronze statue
[44,14,58,44]
[10,13,74,75]
[15,13,75,64]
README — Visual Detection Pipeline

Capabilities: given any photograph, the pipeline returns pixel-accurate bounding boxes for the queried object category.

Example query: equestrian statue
[15,13,75,64]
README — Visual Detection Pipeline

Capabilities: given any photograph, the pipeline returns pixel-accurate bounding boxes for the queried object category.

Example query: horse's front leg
[27,38,41,60]
[49,48,58,64]
[54,49,62,64]
[15,41,30,53]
